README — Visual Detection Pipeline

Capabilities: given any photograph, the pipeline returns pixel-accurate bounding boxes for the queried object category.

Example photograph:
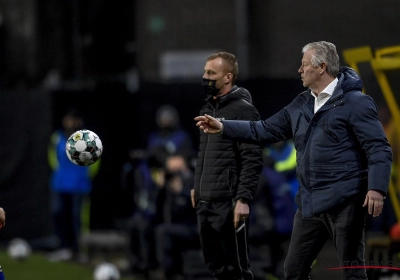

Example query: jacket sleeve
[222,106,293,145]
[234,107,263,202]
[349,94,392,194]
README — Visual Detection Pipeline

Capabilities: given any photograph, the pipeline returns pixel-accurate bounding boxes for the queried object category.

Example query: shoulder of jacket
[225,99,258,115]
[345,89,364,97]
[344,90,372,104]
[348,92,377,114]
[233,98,256,109]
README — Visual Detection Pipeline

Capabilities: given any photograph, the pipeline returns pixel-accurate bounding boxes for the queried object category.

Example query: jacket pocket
[314,164,348,173]
[310,164,349,189]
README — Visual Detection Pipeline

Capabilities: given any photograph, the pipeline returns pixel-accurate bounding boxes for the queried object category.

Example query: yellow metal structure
[342,46,373,77]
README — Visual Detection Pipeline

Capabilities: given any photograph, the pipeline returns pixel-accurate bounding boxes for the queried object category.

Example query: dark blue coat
[221,67,392,217]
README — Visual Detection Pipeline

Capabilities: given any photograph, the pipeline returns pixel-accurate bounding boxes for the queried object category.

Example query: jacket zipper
[199,106,216,199]
[300,93,344,171]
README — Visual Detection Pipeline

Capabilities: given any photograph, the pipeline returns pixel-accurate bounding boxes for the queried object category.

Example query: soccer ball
[7,238,31,260]
[93,262,121,280]
[66,129,103,166]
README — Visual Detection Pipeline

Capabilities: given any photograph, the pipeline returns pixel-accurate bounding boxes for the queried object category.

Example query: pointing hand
[194,114,223,134]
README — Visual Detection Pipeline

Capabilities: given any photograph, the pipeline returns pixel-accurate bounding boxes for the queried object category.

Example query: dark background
[0,0,399,248]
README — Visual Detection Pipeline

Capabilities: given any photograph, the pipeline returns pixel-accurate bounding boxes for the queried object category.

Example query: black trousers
[284,194,368,280]
[197,200,252,280]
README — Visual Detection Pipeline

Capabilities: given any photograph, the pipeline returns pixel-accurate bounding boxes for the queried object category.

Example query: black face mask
[202,78,220,96]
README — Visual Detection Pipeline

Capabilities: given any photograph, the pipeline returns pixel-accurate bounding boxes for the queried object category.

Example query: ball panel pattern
[65,130,103,166]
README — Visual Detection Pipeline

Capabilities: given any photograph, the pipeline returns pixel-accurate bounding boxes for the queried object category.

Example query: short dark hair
[207,52,239,84]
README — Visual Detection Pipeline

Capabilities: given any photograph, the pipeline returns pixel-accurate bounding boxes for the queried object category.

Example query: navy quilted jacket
[221,67,392,217]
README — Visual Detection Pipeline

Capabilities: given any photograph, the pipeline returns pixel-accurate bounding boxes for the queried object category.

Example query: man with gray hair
[195,41,392,279]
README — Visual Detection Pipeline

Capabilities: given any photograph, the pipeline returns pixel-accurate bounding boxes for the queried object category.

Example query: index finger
[205,114,217,121]
[194,116,206,121]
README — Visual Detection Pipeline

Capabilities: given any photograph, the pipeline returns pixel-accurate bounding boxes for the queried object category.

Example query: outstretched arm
[196,106,293,144]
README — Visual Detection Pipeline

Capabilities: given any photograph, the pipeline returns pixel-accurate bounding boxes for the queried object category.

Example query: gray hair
[302,41,340,77]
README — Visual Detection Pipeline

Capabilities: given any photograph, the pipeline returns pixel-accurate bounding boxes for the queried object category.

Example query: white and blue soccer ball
[66,129,103,166]
[7,238,32,260]
[93,262,121,280]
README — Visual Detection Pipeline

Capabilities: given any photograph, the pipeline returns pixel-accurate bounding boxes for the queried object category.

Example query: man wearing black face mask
[191,52,263,280]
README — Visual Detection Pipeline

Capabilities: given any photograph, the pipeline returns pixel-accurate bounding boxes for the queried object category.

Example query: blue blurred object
[0,265,6,280]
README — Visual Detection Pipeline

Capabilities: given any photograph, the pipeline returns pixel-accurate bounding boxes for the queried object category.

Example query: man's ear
[319,63,327,75]
[225,73,233,84]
